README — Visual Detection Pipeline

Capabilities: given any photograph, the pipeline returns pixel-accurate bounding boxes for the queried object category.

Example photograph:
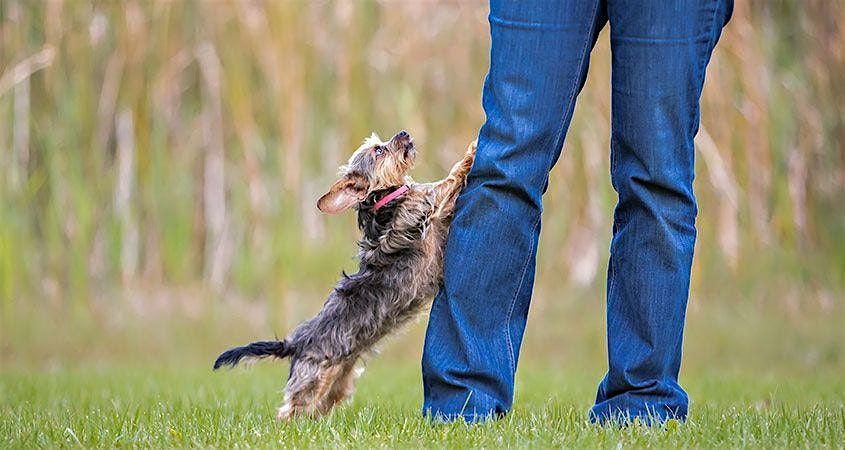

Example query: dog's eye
[374,146,384,156]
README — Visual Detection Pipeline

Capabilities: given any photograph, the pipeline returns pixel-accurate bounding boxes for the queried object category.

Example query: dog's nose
[397,130,408,139]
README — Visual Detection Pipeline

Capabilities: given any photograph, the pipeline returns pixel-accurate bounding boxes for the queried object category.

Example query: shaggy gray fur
[215,130,476,419]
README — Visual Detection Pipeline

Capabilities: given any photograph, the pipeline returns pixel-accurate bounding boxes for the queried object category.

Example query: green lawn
[2,362,843,448]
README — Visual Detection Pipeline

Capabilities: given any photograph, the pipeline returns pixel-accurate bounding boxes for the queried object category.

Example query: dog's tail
[213,340,293,370]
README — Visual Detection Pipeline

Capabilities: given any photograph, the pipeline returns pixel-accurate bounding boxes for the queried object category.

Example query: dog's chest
[356,196,448,293]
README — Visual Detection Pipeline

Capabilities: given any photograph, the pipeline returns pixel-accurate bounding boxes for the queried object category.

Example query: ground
[2,361,843,448]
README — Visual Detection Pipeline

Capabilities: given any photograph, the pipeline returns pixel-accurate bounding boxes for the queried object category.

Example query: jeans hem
[589,404,688,427]
[422,389,507,424]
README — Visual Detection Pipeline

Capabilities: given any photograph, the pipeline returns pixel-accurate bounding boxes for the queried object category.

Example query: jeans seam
[608,136,619,308]
[502,0,602,377]
[503,216,541,375]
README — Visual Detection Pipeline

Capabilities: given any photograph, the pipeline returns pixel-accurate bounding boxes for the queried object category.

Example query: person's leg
[590,0,733,424]
[422,0,607,422]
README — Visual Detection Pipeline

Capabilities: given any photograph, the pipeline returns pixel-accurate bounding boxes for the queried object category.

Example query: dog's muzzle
[391,130,415,159]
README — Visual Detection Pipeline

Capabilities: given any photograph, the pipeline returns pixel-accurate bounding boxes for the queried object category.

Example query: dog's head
[317,130,416,214]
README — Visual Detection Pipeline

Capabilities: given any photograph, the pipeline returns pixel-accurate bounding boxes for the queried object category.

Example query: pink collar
[373,185,410,212]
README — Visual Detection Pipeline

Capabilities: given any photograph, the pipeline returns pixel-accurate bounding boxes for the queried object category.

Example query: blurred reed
[0,0,842,320]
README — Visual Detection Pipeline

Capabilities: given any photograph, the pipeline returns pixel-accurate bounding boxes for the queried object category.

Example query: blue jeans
[422,0,733,423]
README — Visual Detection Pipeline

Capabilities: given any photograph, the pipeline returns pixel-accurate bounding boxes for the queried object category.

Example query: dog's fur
[214,130,476,420]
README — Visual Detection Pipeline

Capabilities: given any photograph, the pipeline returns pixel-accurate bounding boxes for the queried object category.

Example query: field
[3,364,844,448]
[3,295,844,448]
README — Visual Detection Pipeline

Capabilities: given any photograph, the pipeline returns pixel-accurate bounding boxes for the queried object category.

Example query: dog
[214,130,476,420]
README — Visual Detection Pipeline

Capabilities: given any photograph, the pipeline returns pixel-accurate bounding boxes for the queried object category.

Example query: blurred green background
[0,0,843,379]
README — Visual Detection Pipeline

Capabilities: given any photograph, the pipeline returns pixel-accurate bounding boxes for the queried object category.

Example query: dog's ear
[317,174,369,214]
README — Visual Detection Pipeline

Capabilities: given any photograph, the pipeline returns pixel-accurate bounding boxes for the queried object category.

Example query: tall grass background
[0,1,843,374]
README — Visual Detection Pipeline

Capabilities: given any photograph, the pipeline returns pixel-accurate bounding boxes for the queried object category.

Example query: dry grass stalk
[697,127,740,269]
[95,55,124,155]
[0,47,54,190]
[196,42,233,293]
[0,46,56,95]
[115,109,138,283]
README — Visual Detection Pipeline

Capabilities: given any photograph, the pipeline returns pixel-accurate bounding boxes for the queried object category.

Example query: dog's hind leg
[318,359,364,414]
[277,360,343,420]
[277,359,319,420]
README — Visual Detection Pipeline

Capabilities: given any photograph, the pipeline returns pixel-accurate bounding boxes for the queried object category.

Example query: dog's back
[214,132,475,420]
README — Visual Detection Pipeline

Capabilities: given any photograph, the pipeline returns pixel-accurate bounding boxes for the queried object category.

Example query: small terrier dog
[214,130,476,420]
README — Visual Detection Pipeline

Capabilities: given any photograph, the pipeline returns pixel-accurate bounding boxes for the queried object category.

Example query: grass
[2,362,844,448]
[2,291,843,447]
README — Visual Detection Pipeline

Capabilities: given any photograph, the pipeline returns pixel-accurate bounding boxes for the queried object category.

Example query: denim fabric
[422,0,733,424]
